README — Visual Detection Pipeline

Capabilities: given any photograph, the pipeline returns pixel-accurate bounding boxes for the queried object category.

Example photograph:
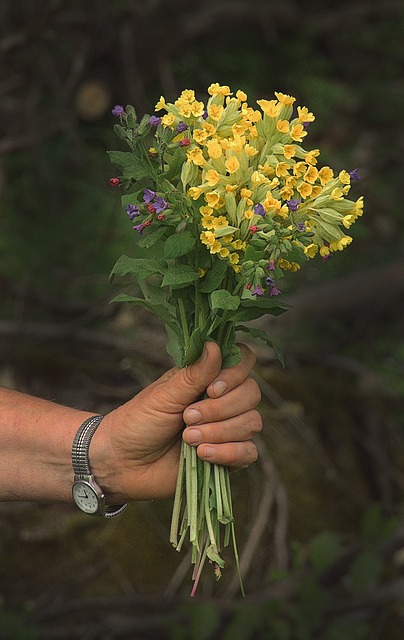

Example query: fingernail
[201,343,209,361]
[202,446,215,459]
[212,380,227,397]
[185,408,202,425]
[185,428,201,445]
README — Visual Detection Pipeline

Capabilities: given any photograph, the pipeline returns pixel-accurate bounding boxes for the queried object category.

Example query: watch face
[72,481,100,514]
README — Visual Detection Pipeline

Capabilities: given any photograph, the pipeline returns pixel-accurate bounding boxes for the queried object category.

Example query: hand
[93,342,262,502]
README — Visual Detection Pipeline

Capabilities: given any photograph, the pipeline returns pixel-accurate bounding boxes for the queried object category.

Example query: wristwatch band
[72,415,128,518]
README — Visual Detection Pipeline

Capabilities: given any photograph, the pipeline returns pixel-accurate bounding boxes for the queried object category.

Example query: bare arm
[0,343,262,504]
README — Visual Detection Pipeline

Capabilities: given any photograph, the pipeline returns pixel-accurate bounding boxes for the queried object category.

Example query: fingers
[205,343,256,399]
[196,441,259,468]
[183,409,262,447]
[182,409,262,468]
[183,377,261,426]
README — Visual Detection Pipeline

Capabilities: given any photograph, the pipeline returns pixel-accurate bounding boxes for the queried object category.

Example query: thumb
[158,342,222,410]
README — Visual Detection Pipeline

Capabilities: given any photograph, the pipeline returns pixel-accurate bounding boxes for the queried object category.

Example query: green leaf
[107,150,150,181]
[137,225,167,249]
[210,289,240,311]
[221,342,242,368]
[235,325,284,366]
[109,295,181,335]
[232,299,290,322]
[163,147,186,181]
[214,225,239,238]
[189,604,221,640]
[109,255,164,281]
[161,264,199,287]
[199,259,228,293]
[183,328,204,366]
[164,231,196,260]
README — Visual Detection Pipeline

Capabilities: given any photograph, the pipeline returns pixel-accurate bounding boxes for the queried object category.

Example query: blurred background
[0,0,404,638]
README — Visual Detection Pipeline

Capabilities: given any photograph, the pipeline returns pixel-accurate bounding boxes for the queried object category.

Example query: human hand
[92,342,262,502]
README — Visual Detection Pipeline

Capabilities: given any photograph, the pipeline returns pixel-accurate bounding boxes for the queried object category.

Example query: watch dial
[73,482,99,514]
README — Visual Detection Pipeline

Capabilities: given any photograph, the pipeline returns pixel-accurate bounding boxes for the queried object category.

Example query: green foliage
[0,608,39,640]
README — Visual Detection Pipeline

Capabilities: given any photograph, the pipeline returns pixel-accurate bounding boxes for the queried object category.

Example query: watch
[71,415,128,518]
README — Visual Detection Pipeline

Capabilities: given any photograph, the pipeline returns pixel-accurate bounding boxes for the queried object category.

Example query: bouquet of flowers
[108,83,363,595]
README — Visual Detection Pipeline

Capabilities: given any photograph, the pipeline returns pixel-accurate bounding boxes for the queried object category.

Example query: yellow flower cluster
[155,84,363,271]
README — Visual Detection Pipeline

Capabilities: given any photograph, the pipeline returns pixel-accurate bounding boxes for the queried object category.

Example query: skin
[0,342,262,505]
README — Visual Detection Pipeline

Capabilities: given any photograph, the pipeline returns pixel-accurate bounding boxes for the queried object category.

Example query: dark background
[0,1,403,638]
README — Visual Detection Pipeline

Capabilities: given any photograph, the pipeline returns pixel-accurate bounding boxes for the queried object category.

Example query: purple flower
[302,121,311,129]
[133,223,145,234]
[349,168,361,181]
[296,222,306,232]
[202,110,209,120]
[253,203,266,217]
[149,116,162,126]
[126,203,141,220]
[286,198,301,212]
[176,121,188,133]
[270,286,281,296]
[112,105,125,117]
[267,259,276,271]
[154,197,168,213]
[266,276,274,286]
[143,189,156,203]
[252,286,264,296]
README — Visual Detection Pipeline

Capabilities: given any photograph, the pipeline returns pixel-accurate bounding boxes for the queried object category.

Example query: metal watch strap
[72,415,128,517]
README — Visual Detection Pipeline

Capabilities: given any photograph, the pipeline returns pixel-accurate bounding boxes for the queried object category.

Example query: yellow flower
[205,191,221,207]
[189,187,203,200]
[200,205,213,216]
[277,120,290,134]
[225,184,238,193]
[176,102,192,118]
[206,139,223,159]
[244,144,258,157]
[187,148,205,166]
[161,113,176,127]
[283,144,296,159]
[208,104,224,121]
[304,243,319,258]
[304,166,319,184]
[279,258,300,271]
[305,149,320,165]
[290,123,307,142]
[225,156,240,174]
[251,171,268,185]
[210,240,222,254]
[219,247,230,258]
[201,215,215,229]
[203,122,216,136]
[297,182,313,198]
[331,188,344,200]
[244,209,254,219]
[200,231,216,246]
[155,96,167,111]
[229,252,240,265]
[275,92,296,106]
[205,169,221,186]
[329,236,352,251]
[297,106,315,123]
[180,89,195,102]
[211,216,228,229]
[240,188,252,199]
[191,101,205,117]
[149,147,158,154]
[338,170,351,185]
[193,128,209,144]
[275,162,290,178]
[236,90,248,102]
[320,245,331,257]
[208,83,232,96]
[293,161,307,178]
[257,99,282,118]
[342,214,355,228]
[318,166,334,185]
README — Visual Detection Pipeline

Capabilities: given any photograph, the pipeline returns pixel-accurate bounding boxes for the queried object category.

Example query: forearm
[0,387,93,502]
